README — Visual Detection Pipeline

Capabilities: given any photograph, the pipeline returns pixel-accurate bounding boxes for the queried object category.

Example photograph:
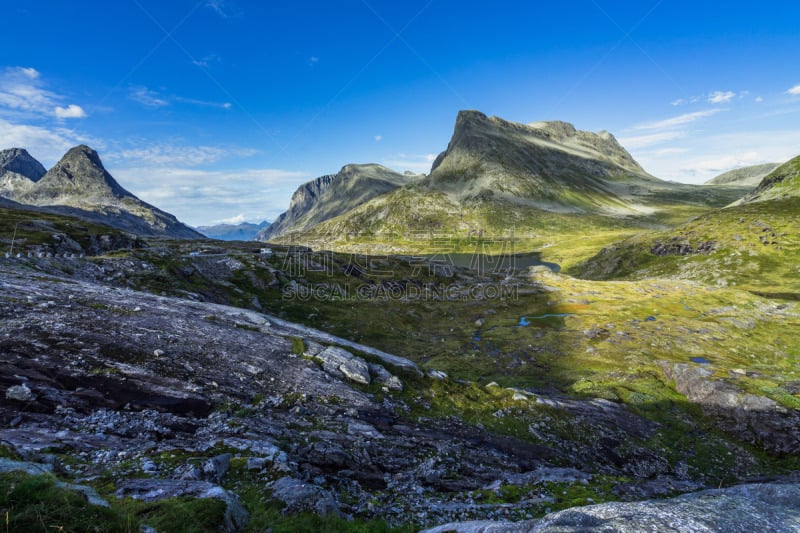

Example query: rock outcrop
[660,362,800,454]
[259,111,748,249]
[423,482,800,532]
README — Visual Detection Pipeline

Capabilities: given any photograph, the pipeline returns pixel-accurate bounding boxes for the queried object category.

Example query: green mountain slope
[575,159,800,295]
[735,155,800,205]
[705,163,780,187]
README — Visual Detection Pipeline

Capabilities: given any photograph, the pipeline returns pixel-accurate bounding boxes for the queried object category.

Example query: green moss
[114,495,226,533]
[290,336,306,356]
[0,445,20,460]
[0,471,136,532]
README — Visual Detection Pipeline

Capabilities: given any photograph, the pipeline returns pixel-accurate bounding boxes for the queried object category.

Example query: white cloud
[755,96,764,103]
[677,151,764,177]
[381,153,438,174]
[19,67,39,79]
[54,104,87,119]
[671,98,686,107]
[0,67,57,115]
[635,109,725,130]
[110,143,259,167]
[0,117,104,167]
[214,213,247,225]
[191,54,221,68]
[787,84,800,96]
[374,135,382,142]
[111,165,308,226]
[129,86,169,108]
[629,130,800,184]
[0,67,87,121]
[308,56,319,67]
[174,96,232,109]
[129,87,232,110]
[708,91,736,104]
[618,131,686,149]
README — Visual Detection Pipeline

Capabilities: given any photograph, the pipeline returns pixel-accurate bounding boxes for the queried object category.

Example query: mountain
[425,110,663,214]
[265,111,748,252]
[2,145,202,239]
[258,163,422,240]
[0,148,47,200]
[196,220,269,241]
[705,163,781,186]
[735,155,800,205]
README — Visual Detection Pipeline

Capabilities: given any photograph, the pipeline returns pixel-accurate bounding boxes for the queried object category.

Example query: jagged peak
[527,120,578,138]
[57,144,106,169]
[434,110,646,176]
[0,147,47,181]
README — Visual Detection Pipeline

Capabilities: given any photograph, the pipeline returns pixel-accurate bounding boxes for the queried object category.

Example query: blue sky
[2,0,800,226]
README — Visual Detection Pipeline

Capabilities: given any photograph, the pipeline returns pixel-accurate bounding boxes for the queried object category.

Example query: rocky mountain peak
[25,144,132,202]
[432,111,645,177]
[0,147,47,181]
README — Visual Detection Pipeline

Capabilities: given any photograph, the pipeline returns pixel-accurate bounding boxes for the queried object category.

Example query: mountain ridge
[0,145,201,239]
[258,163,422,241]
[197,220,269,241]
[264,110,750,251]
[705,163,781,187]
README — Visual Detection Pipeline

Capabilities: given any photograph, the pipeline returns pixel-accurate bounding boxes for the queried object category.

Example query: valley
[1,111,799,532]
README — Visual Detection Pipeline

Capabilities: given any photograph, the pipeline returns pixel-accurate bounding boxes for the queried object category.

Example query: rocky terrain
[0,257,704,528]
[2,224,799,530]
[259,164,422,241]
[0,146,202,238]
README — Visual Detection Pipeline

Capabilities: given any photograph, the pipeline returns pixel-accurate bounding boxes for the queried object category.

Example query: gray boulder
[368,363,403,391]
[269,476,339,516]
[5,383,35,401]
[202,453,232,482]
[315,346,371,385]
